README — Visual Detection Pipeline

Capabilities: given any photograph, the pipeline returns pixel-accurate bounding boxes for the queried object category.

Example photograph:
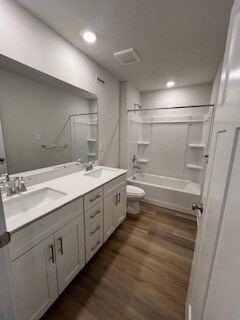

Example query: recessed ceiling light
[82,30,97,43]
[167,81,175,87]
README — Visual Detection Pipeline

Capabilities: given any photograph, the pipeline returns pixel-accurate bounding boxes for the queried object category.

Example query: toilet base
[127,201,141,214]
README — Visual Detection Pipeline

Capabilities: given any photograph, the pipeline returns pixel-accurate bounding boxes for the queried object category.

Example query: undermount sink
[3,187,67,219]
[84,168,116,179]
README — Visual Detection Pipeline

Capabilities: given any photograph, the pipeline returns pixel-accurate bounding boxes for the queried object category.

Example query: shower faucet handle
[132,155,137,163]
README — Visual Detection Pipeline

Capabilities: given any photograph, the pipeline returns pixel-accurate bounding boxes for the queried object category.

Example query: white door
[54,215,85,294]
[115,185,127,227]
[0,198,16,319]
[186,1,240,319]
[103,192,117,242]
[0,118,7,174]
[12,235,58,320]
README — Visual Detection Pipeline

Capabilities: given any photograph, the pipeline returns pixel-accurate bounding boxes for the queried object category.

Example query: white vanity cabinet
[10,198,85,320]
[103,176,127,242]
[115,184,127,226]
[9,171,127,320]
[103,193,116,241]
[54,214,85,294]
[11,235,58,320]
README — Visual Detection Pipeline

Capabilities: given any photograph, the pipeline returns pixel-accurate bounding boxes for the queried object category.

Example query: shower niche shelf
[137,159,148,164]
[87,153,97,157]
[87,139,97,142]
[138,141,150,146]
[189,144,206,149]
[187,164,203,171]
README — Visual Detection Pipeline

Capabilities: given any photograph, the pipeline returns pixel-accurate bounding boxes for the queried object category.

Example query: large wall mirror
[0,55,98,175]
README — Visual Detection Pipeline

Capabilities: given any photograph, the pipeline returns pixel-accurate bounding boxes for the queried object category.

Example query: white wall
[0,70,94,174]
[210,63,223,104]
[119,81,141,174]
[141,83,212,110]
[0,0,120,167]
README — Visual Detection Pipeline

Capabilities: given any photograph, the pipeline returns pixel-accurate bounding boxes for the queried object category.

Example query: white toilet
[127,185,146,214]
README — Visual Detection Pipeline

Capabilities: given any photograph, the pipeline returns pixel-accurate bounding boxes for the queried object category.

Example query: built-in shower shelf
[87,139,97,142]
[87,153,97,157]
[137,159,148,164]
[138,141,150,146]
[189,144,206,149]
[187,164,203,171]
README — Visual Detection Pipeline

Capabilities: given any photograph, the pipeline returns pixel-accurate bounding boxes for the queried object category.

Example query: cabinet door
[115,184,127,227]
[54,215,85,294]
[12,236,58,320]
[103,192,118,242]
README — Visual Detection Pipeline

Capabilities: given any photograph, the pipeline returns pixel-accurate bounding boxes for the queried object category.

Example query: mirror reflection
[0,60,98,175]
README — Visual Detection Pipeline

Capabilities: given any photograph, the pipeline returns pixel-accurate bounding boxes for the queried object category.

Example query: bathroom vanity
[3,165,127,320]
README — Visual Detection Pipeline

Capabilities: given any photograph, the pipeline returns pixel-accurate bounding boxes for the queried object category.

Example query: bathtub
[127,173,201,214]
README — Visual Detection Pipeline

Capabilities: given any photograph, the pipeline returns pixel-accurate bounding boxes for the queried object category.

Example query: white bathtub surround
[128,110,212,183]
[126,185,145,214]
[126,107,213,214]
[128,173,200,214]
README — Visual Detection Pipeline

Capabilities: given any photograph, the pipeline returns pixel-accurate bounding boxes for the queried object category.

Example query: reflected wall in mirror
[71,112,98,163]
[0,56,98,175]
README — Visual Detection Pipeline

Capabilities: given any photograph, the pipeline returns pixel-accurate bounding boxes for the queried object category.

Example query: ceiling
[15,0,233,92]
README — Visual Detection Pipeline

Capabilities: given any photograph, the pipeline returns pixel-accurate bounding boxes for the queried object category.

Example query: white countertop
[4,166,127,234]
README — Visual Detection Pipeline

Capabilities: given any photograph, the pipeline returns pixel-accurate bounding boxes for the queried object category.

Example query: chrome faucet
[76,159,94,171]
[2,172,10,182]
[83,161,94,171]
[2,173,27,196]
[19,177,27,192]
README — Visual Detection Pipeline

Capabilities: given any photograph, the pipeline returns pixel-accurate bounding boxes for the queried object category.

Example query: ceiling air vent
[113,48,141,65]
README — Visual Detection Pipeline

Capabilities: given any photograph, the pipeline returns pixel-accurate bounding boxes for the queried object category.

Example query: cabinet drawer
[85,201,103,229]
[84,187,103,211]
[103,174,127,197]
[85,216,103,244]
[86,229,103,263]
[10,198,83,261]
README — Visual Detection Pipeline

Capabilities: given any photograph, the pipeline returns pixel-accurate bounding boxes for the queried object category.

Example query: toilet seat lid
[127,185,145,196]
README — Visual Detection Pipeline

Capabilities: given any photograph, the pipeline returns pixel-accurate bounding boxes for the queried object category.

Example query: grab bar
[42,144,68,150]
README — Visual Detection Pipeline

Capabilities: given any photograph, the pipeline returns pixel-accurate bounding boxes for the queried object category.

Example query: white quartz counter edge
[4,166,127,234]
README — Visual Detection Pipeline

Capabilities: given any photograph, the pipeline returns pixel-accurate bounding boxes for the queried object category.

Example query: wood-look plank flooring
[41,202,197,320]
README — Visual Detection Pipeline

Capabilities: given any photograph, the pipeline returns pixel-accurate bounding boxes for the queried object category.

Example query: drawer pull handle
[90,193,101,202]
[49,244,55,263]
[115,194,118,205]
[90,209,101,219]
[118,192,121,204]
[91,239,101,252]
[90,224,101,236]
[58,236,63,255]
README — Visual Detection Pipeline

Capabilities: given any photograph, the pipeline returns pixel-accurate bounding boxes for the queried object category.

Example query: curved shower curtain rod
[127,103,215,112]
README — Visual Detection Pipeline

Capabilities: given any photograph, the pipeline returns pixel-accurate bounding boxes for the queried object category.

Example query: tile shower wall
[127,108,213,183]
